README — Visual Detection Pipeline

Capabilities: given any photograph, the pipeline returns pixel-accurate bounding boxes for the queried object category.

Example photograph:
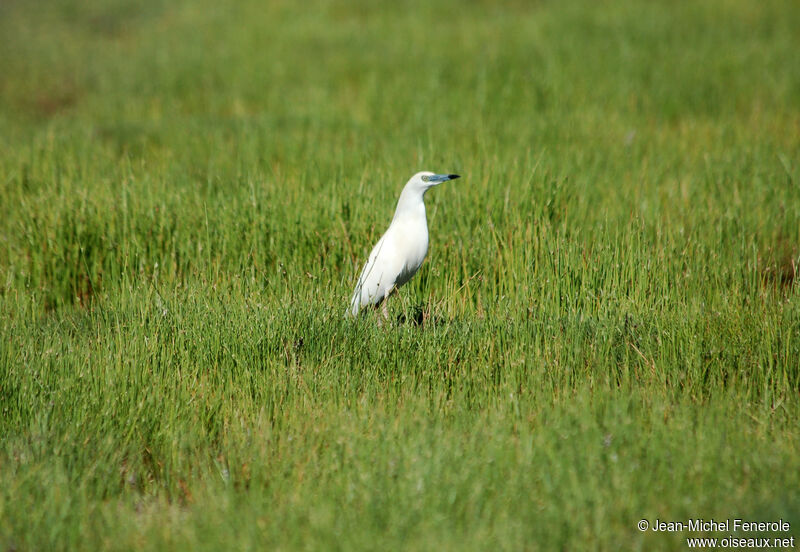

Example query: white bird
[348,171,460,318]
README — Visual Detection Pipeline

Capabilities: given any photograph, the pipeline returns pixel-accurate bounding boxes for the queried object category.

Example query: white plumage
[348,171,460,318]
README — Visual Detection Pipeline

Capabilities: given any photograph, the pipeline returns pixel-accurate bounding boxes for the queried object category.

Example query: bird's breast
[389,218,429,285]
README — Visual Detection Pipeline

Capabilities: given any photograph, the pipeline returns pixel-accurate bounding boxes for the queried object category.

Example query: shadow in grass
[395,304,447,328]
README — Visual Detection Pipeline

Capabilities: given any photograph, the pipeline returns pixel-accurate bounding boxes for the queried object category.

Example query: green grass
[1,0,799,549]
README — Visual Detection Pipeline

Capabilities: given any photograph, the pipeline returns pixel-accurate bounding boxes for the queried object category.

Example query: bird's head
[409,171,461,192]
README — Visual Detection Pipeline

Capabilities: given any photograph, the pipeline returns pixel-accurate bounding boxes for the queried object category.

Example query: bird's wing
[349,233,401,315]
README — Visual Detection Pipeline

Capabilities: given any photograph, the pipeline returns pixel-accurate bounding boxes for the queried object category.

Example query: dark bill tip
[448,174,461,180]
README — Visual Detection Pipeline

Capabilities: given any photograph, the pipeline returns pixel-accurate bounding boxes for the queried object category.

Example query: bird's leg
[379,284,396,326]
[394,286,419,324]
[373,301,388,328]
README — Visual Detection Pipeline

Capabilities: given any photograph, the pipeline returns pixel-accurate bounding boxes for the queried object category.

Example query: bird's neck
[392,186,427,225]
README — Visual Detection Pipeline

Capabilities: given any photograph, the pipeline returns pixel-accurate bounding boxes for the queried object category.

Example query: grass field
[1,0,799,549]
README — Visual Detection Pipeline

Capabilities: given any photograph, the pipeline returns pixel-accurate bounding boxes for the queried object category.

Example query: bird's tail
[346,287,361,317]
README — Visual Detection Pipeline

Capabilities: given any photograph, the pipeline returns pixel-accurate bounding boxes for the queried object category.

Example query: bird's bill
[428,174,460,183]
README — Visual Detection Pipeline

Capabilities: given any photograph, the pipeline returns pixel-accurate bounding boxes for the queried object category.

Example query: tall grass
[1,0,799,549]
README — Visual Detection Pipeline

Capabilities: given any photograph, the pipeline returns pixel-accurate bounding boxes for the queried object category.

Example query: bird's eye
[421,175,430,182]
